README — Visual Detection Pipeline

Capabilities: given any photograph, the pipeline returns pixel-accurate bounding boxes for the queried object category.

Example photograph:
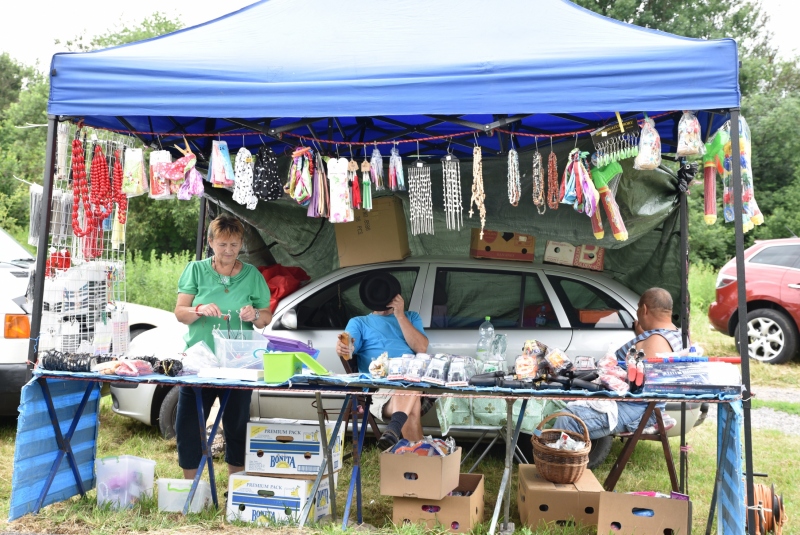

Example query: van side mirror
[280,309,298,330]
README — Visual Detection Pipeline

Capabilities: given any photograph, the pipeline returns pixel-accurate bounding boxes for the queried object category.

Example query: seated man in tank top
[554,288,686,439]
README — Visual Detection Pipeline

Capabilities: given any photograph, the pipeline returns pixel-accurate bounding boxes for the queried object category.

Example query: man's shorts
[368,389,435,422]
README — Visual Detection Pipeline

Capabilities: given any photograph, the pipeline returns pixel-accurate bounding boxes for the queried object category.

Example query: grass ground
[1,264,798,534]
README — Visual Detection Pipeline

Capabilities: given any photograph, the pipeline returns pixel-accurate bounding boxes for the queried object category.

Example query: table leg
[35,378,95,513]
[461,430,490,467]
[489,398,528,535]
[468,430,502,474]
[298,392,350,527]
[342,393,370,529]
[183,387,230,515]
[705,405,734,535]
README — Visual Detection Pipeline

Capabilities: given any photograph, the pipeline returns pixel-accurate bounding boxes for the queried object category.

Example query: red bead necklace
[90,145,113,222]
[71,137,94,237]
[113,150,127,224]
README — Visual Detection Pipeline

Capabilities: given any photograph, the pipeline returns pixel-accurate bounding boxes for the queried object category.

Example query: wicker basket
[531,412,591,484]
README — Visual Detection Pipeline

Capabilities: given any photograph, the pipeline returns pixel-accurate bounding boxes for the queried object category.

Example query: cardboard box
[597,492,692,535]
[334,196,411,267]
[392,474,484,533]
[226,473,330,524]
[517,464,604,528]
[245,419,344,477]
[380,447,462,500]
[469,229,534,262]
[543,241,605,271]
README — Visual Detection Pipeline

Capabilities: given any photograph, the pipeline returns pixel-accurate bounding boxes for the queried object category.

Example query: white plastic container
[95,455,156,509]
[157,478,212,513]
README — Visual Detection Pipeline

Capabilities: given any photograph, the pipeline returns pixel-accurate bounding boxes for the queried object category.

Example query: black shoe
[377,429,401,451]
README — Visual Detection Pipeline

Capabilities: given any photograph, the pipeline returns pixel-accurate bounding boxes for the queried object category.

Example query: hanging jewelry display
[349,155,361,210]
[327,154,354,223]
[388,145,406,191]
[441,149,463,231]
[408,155,434,236]
[361,149,373,210]
[531,144,546,214]
[307,152,329,218]
[507,145,521,208]
[591,116,641,167]
[233,147,258,209]
[252,145,282,201]
[112,149,128,224]
[469,145,487,237]
[547,145,559,210]
[370,146,384,191]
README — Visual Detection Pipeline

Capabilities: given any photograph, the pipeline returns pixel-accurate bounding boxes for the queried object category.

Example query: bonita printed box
[245,419,344,476]
[226,473,331,524]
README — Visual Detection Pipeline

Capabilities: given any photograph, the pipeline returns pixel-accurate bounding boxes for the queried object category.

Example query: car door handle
[789,284,800,289]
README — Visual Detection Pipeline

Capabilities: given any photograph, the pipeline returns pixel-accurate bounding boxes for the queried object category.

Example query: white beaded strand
[507,147,521,207]
[470,145,487,238]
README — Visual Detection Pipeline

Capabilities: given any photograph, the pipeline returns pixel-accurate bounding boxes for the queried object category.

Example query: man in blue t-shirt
[336,273,429,449]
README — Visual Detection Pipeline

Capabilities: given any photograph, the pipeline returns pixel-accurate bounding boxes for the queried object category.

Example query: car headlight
[715,272,736,289]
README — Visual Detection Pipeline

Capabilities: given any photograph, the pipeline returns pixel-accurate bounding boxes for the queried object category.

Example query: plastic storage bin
[95,455,156,509]
[157,478,212,513]
[213,330,320,370]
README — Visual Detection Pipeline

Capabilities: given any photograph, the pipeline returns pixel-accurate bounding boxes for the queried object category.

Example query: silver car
[112,256,649,437]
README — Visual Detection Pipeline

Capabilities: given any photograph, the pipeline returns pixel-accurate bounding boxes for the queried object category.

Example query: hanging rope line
[70,111,677,147]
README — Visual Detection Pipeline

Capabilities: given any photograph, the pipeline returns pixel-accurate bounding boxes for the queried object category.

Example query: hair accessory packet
[405,353,431,382]
[446,356,478,387]
[387,355,413,380]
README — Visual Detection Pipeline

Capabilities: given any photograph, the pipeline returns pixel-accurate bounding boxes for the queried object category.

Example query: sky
[1,0,798,69]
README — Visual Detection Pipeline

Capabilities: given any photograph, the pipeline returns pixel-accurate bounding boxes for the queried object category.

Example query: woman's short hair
[207,214,244,242]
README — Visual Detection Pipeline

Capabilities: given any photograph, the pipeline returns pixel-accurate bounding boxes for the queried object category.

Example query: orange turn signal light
[4,314,30,339]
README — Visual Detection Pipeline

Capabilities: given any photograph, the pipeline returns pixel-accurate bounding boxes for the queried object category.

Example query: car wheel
[158,387,179,439]
[735,309,798,364]
[587,436,613,469]
[130,327,150,341]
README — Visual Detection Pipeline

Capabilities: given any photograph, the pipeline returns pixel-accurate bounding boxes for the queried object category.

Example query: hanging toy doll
[589,160,628,241]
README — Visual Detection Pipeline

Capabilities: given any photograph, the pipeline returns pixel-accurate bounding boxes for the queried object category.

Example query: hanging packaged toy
[676,111,706,157]
[208,140,235,188]
[423,354,449,385]
[177,167,204,201]
[560,149,599,220]
[721,116,764,231]
[387,356,411,381]
[388,145,405,191]
[122,148,148,197]
[405,354,431,382]
[327,156,353,223]
[252,145,283,201]
[589,160,628,241]
[370,146,384,191]
[148,150,174,200]
[701,129,727,225]
[233,147,258,209]
[634,116,661,170]
[285,146,313,206]
[307,152,329,218]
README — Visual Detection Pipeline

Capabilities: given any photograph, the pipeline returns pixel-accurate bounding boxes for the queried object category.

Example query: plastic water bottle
[476,316,495,361]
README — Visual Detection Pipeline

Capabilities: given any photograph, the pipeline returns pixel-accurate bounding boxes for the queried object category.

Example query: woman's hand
[239,305,258,322]
[197,303,223,318]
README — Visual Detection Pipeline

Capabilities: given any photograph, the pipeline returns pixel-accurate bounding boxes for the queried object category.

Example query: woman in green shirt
[174,215,272,479]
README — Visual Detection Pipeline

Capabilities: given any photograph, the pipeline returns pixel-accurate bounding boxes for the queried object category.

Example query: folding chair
[338,354,382,442]
[603,402,679,492]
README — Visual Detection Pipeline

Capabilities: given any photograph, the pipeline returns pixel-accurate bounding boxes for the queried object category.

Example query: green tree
[0,53,34,115]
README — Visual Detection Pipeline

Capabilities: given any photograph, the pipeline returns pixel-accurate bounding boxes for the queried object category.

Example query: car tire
[130,327,150,341]
[734,309,798,364]
[158,387,179,439]
[587,436,613,469]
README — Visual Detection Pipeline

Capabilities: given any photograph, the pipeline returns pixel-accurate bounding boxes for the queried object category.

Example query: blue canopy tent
[33,0,752,532]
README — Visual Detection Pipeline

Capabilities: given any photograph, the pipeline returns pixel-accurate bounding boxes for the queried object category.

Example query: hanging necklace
[507,147,521,207]
[547,147,559,210]
[441,150,463,231]
[214,256,237,293]
[532,148,546,214]
[470,145,487,237]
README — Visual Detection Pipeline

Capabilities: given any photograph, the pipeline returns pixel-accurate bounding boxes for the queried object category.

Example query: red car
[709,238,800,364]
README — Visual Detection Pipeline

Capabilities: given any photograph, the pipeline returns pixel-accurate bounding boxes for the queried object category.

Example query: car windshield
[0,228,33,264]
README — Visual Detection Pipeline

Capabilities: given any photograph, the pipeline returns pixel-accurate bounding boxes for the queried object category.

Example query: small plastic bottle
[476,316,495,361]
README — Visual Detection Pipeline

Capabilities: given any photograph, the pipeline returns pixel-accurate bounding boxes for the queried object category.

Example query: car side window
[548,275,634,330]
[293,268,418,330]
[749,245,800,269]
[430,269,557,329]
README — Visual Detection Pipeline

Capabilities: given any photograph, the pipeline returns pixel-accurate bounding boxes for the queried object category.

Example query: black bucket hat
[359,272,402,312]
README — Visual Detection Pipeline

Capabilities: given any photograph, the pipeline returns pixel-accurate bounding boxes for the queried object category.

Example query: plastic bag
[515,354,538,380]
[423,354,449,385]
[116,359,154,377]
[544,348,572,373]
[676,111,706,157]
[368,352,389,378]
[387,356,410,380]
[634,117,661,170]
[180,341,221,375]
[598,373,629,395]
[148,150,174,200]
[404,354,430,382]
[122,148,148,197]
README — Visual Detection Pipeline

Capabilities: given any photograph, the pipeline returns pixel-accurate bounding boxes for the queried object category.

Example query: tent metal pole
[679,162,690,494]
[730,108,756,535]
[26,116,59,381]
[195,196,207,261]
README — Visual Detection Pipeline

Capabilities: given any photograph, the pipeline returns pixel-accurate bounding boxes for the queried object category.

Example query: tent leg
[679,164,690,493]
[195,196,207,261]
[730,108,756,535]
[27,116,59,381]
